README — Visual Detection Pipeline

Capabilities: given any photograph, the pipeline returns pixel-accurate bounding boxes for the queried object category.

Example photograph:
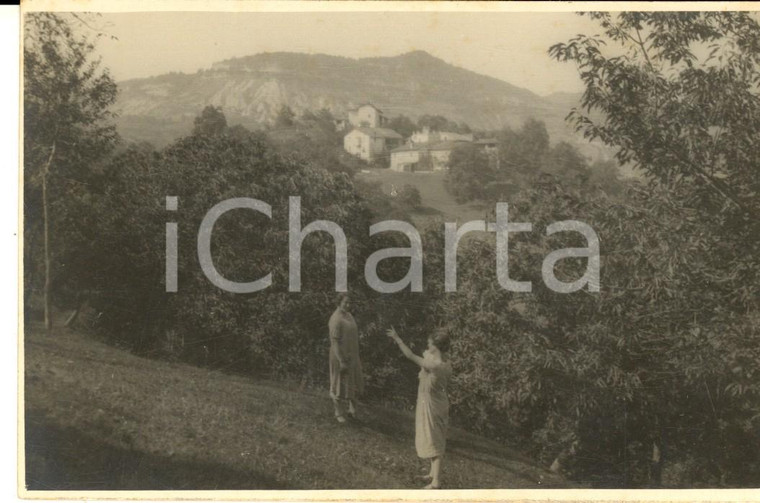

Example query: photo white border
[3,4,20,503]
[15,1,760,502]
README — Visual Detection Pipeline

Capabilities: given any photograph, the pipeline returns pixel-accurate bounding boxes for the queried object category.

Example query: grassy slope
[357,169,490,225]
[23,322,569,491]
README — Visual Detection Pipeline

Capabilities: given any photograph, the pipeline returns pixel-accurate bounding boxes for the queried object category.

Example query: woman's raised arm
[387,327,427,368]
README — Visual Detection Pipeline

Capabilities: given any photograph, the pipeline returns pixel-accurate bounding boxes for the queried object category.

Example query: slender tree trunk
[42,143,56,334]
[22,218,41,319]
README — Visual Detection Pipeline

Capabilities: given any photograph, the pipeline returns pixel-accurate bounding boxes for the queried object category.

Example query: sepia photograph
[18,1,760,500]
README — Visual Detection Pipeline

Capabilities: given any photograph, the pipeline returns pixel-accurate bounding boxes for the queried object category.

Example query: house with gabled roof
[390,140,470,172]
[347,103,387,129]
[410,127,474,145]
[344,127,403,162]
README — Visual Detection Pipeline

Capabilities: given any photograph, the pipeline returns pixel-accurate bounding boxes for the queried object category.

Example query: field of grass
[357,169,490,224]
[23,321,570,491]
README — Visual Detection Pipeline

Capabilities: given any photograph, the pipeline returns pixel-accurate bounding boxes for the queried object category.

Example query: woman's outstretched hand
[386,326,416,363]
[386,327,400,342]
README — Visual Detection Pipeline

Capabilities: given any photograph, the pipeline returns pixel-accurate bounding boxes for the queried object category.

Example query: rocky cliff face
[115,50,588,150]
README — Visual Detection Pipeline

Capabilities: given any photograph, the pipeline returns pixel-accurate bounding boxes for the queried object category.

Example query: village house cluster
[338,104,497,172]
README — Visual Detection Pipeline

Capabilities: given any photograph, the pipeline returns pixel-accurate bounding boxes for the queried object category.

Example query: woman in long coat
[329,294,364,423]
[387,326,452,489]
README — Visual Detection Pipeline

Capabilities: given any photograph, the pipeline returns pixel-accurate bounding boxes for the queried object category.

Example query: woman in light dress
[387,326,453,489]
[328,293,364,423]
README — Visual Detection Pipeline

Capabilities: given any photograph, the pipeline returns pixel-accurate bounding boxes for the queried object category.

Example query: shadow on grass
[25,414,287,491]
[447,439,537,480]
[354,405,414,441]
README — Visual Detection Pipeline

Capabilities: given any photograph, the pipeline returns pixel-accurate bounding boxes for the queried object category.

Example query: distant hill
[114,50,603,157]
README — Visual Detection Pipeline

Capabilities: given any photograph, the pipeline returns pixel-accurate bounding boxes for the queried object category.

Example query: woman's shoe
[423,483,441,489]
[335,415,347,424]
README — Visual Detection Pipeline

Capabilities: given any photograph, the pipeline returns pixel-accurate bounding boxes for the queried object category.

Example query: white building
[344,127,403,162]
[389,141,467,172]
[347,104,387,129]
[409,127,474,145]
[475,138,499,154]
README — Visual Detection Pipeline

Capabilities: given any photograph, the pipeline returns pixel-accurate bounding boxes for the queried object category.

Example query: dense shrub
[397,185,422,209]
[85,130,372,377]
[439,178,759,486]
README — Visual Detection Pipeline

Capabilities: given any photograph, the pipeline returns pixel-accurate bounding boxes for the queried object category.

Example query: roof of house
[427,140,468,151]
[391,140,469,154]
[439,131,473,138]
[390,145,420,153]
[348,127,403,139]
[349,103,383,113]
[413,128,471,136]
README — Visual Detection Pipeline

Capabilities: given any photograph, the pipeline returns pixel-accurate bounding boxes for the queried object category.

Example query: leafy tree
[315,108,335,124]
[300,109,318,122]
[397,185,422,209]
[417,114,471,134]
[549,12,760,218]
[434,12,760,487]
[498,118,550,174]
[88,127,375,374]
[445,143,494,202]
[520,118,550,157]
[192,105,227,136]
[587,158,625,197]
[541,141,590,184]
[387,114,417,139]
[369,153,390,170]
[524,11,760,485]
[227,124,254,141]
[268,124,353,175]
[417,114,449,132]
[446,118,553,202]
[24,12,118,332]
[456,121,473,134]
[308,108,342,139]
[274,104,296,129]
[439,174,759,486]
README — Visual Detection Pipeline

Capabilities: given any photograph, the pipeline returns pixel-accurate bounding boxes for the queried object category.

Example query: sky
[90,11,603,96]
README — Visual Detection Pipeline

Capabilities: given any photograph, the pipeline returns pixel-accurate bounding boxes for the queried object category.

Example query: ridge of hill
[115,50,592,153]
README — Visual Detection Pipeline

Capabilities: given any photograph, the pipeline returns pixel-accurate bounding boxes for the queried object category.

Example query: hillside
[358,168,489,224]
[114,50,589,151]
[24,321,571,491]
